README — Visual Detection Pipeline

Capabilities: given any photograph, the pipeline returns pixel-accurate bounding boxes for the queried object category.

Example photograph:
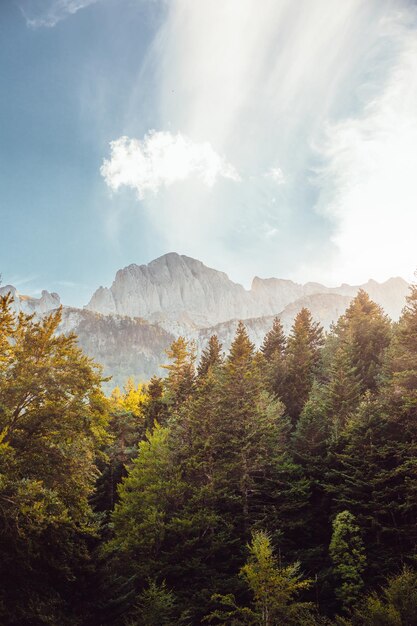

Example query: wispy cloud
[95,0,417,286]
[19,0,101,28]
[5,275,39,288]
[265,167,285,185]
[125,0,417,285]
[55,280,83,288]
[264,226,279,239]
[312,16,417,284]
[101,131,240,199]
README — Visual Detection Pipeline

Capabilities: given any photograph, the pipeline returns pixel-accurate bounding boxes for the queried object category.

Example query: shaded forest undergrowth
[1,283,417,625]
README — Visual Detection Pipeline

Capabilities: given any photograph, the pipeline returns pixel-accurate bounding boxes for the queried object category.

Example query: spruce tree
[107,425,186,588]
[281,308,324,423]
[331,290,391,394]
[329,511,366,612]
[162,337,196,411]
[349,567,417,626]
[292,384,333,580]
[261,317,287,403]
[207,530,316,626]
[261,316,286,362]
[323,347,362,442]
[326,391,417,583]
[142,376,169,430]
[385,280,417,416]
[197,335,223,379]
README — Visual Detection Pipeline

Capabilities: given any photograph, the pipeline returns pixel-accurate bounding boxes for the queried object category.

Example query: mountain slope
[2,254,411,387]
[59,308,174,391]
[87,253,409,327]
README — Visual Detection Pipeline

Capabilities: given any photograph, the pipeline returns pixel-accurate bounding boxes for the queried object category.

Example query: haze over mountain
[86,253,408,327]
[1,253,410,388]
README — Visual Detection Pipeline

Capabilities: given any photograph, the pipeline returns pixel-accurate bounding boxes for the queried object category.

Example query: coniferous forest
[1,283,417,626]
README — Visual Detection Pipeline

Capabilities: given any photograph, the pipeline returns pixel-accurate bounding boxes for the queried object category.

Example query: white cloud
[97,0,417,287]
[265,226,279,239]
[101,131,240,199]
[19,0,101,28]
[132,0,417,285]
[312,20,417,284]
[265,167,285,185]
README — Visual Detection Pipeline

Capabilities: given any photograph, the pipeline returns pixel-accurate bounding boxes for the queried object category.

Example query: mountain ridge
[86,252,409,327]
[1,253,411,389]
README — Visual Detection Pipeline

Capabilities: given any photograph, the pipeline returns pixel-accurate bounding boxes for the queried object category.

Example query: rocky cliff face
[59,308,174,391]
[194,292,354,357]
[3,254,411,388]
[0,285,60,316]
[86,253,409,328]
[86,253,255,327]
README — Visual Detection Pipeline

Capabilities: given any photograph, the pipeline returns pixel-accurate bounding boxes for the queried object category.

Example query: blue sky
[1,0,417,306]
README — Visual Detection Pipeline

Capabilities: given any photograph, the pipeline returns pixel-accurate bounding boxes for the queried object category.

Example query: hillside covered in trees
[1,282,417,625]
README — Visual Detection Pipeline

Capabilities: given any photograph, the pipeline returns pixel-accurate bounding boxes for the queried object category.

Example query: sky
[1,0,417,306]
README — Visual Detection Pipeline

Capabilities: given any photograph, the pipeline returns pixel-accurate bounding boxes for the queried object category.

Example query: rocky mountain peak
[0,285,60,316]
[85,255,410,330]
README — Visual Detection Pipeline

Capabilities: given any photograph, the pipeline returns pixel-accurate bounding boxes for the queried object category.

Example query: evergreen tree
[385,279,417,416]
[348,567,417,626]
[107,425,185,581]
[329,511,366,612]
[126,580,182,626]
[261,317,287,403]
[326,392,417,584]
[162,337,196,411]
[142,376,169,430]
[281,308,324,423]
[218,322,287,535]
[260,317,286,362]
[175,322,298,615]
[332,290,391,394]
[95,381,147,513]
[197,335,223,379]
[323,347,362,442]
[207,530,316,626]
[292,384,333,588]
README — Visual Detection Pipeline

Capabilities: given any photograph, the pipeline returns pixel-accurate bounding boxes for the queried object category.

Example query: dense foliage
[1,284,417,625]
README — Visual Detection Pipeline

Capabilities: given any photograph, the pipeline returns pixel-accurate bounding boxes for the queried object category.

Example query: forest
[0,283,417,626]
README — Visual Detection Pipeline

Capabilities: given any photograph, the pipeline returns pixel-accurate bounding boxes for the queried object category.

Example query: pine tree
[220,322,281,534]
[348,567,417,626]
[327,393,417,583]
[142,376,169,430]
[332,290,391,394]
[329,511,366,612]
[282,308,324,423]
[211,322,308,562]
[162,337,196,411]
[292,384,333,582]
[197,335,223,379]
[107,425,186,584]
[126,580,180,626]
[207,530,315,626]
[385,279,417,417]
[323,347,362,442]
[260,317,286,362]
[261,317,287,403]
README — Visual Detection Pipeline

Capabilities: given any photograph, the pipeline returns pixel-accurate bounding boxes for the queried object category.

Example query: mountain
[86,252,409,328]
[86,253,255,328]
[2,254,411,388]
[59,308,174,391]
[0,285,60,316]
